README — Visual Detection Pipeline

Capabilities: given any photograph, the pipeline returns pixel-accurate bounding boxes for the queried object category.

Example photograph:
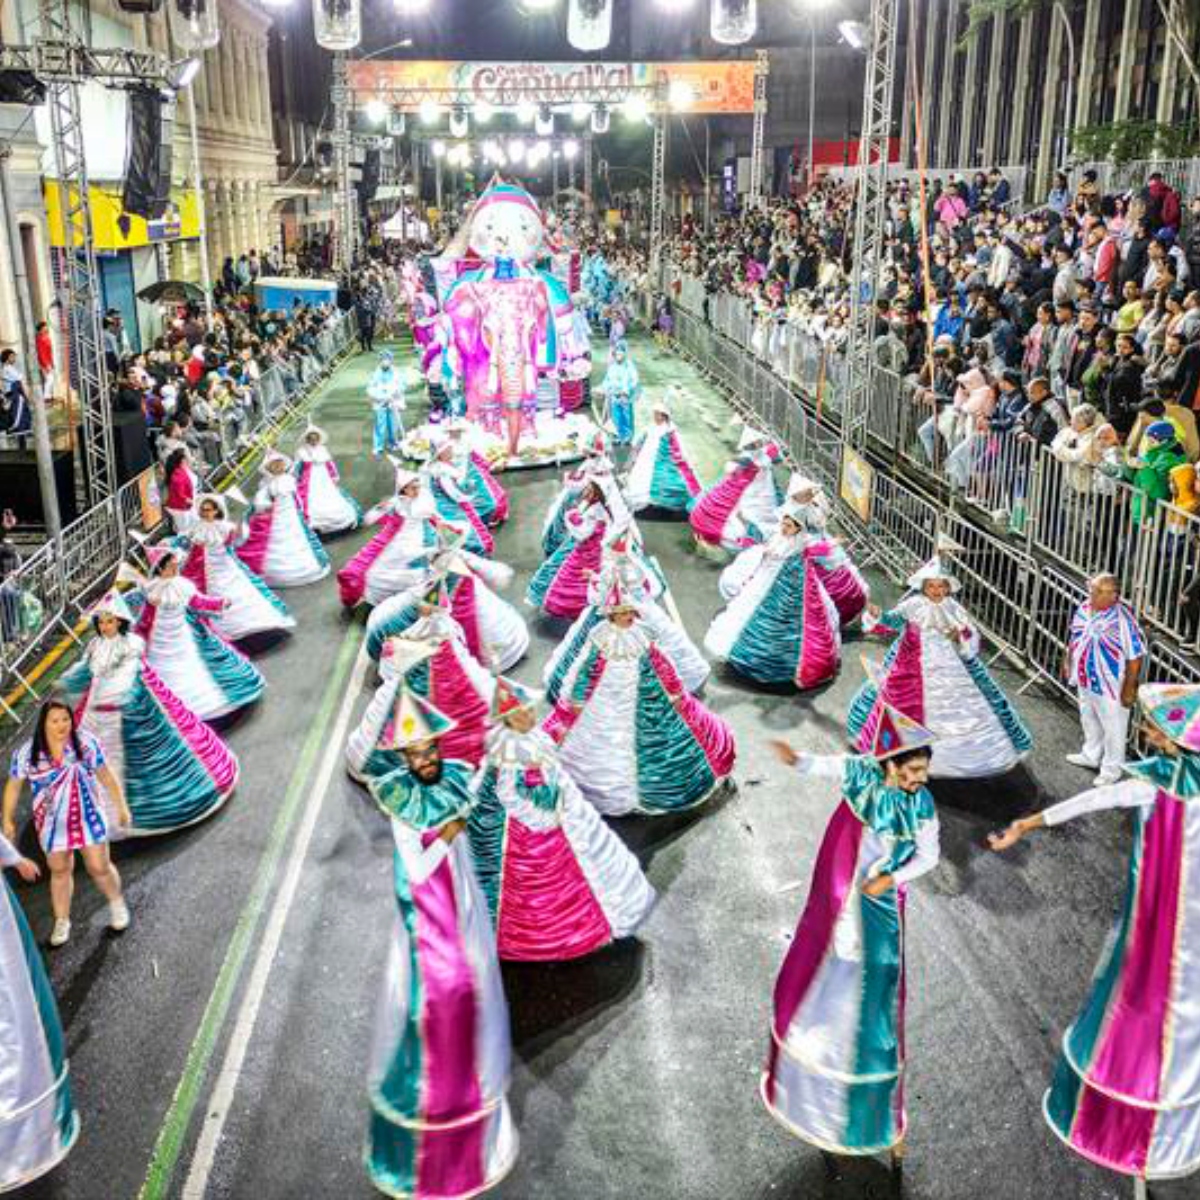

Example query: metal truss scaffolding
[842,0,899,455]
[332,51,357,274]
[648,74,667,286]
[748,50,769,209]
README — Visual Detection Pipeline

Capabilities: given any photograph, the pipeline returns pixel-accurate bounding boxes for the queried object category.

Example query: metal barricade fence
[0,311,356,724]
[1023,564,1087,698]
[1123,498,1200,656]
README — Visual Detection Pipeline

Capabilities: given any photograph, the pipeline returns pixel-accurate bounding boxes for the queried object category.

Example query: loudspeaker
[358,148,381,203]
[0,71,46,105]
[122,87,175,220]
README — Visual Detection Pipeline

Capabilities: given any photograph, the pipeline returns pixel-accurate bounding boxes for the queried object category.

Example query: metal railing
[0,311,355,723]
[660,282,1200,713]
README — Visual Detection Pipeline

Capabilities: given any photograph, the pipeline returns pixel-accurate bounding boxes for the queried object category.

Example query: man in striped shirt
[1064,574,1146,785]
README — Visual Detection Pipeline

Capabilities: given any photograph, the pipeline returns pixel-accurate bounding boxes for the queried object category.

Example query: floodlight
[419,97,441,125]
[623,94,649,123]
[365,97,388,125]
[431,139,446,158]
[536,103,554,136]
[668,79,695,111]
[563,137,580,159]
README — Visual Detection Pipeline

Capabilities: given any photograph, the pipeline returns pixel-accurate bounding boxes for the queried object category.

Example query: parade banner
[840,447,874,525]
[348,60,757,114]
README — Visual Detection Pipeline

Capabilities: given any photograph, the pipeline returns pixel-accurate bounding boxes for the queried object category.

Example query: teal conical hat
[1140,683,1200,753]
[382,686,458,750]
[91,588,135,624]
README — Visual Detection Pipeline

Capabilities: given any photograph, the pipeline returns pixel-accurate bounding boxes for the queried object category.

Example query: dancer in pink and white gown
[237,451,330,588]
[294,424,362,536]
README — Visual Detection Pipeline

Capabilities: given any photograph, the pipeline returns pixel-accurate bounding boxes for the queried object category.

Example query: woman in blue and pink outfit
[989,682,1200,1186]
[762,708,940,1163]
[3,697,132,948]
[690,426,782,552]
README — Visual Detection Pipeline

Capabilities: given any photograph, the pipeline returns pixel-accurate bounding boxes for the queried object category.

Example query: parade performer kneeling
[237,450,330,588]
[294,424,362,536]
[338,468,447,610]
[133,545,264,721]
[0,828,79,1186]
[181,493,295,643]
[364,687,518,1200]
[689,427,782,552]
[60,589,238,836]
[624,393,702,516]
[989,682,1200,1186]
[346,587,496,783]
[365,530,528,674]
[763,710,940,1164]
[848,556,1032,778]
[468,677,656,961]
[704,504,841,690]
[367,350,405,458]
[543,577,735,817]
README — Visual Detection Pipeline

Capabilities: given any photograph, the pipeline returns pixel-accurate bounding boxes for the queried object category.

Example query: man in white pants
[1063,574,1145,785]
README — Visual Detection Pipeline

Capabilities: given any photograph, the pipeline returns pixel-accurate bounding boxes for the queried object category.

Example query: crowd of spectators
[661,169,1200,543]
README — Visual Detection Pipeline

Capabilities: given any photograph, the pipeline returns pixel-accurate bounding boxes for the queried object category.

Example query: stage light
[388,109,406,135]
[259,0,293,7]
[516,99,536,125]
[591,102,610,134]
[622,94,649,123]
[450,103,469,137]
[517,0,557,11]
[837,19,867,48]
[431,139,446,157]
[169,0,220,51]
[419,97,441,125]
[473,98,495,124]
[567,0,612,51]
[668,79,695,111]
[312,0,360,50]
[711,0,756,45]
[508,138,526,163]
[394,0,431,11]
[563,137,579,160]
[535,103,554,136]
[365,97,388,125]
[657,0,694,8]
[572,101,592,123]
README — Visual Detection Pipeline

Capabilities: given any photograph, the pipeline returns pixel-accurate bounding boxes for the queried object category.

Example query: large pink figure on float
[440,178,587,456]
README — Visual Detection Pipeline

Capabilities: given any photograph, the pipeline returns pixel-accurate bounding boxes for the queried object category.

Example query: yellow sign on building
[44,183,200,251]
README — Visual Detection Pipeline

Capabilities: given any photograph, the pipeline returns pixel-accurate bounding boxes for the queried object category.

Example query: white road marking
[180,647,371,1199]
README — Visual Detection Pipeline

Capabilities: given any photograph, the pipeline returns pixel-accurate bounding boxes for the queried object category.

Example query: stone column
[204,46,224,121]
[981,14,1007,167]
[957,21,980,166]
[1156,29,1181,126]
[935,0,959,166]
[1074,0,1100,131]
[1034,11,1065,197]
[1112,0,1141,123]
[220,35,238,129]
[1007,14,1035,171]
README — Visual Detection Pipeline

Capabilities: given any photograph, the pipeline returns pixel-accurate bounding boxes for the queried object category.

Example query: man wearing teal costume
[364,687,517,1199]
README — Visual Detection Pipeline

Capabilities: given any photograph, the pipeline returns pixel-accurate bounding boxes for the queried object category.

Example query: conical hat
[738,426,767,451]
[382,686,458,750]
[382,634,438,678]
[301,422,326,444]
[421,577,453,611]
[907,556,960,593]
[261,449,291,473]
[1139,683,1200,753]
[145,543,184,572]
[787,471,820,497]
[602,575,639,615]
[491,675,541,721]
[868,700,937,760]
[91,588,135,624]
[393,467,420,492]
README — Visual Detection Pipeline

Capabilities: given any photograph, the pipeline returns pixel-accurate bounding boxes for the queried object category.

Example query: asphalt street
[7,333,1178,1200]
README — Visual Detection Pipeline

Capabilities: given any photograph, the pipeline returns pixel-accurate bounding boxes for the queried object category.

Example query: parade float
[401,177,598,470]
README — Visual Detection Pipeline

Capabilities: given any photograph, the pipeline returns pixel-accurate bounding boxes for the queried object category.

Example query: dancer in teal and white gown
[624,392,703,515]
[0,830,79,1190]
[762,709,940,1163]
[847,556,1032,778]
[364,687,518,1200]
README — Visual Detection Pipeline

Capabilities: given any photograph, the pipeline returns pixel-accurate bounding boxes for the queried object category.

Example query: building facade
[907,0,1199,193]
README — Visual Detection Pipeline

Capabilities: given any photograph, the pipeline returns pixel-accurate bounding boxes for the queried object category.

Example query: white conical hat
[906,556,960,592]
[738,426,768,451]
[787,471,821,497]
[91,588,134,623]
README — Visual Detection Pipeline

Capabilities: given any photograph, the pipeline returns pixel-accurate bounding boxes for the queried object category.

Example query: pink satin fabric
[857,624,925,752]
[451,578,484,663]
[796,559,841,690]
[498,821,612,960]
[689,462,757,547]
[412,837,488,1197]
[542,531,604,619]
[471,452,509,524]
[337,513,404,607]
[428,646,490,767]
[295,464,313,518]
[235,508,275,577]
[766,802,865,1099]
[666,432,702,497]
[648,644,736,778]
[141,662,239,793]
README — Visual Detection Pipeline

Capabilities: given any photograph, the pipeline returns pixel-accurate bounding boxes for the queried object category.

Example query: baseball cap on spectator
[1145,421,1176,443]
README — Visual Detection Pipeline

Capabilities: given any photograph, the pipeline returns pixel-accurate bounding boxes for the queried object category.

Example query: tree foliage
[1069,119,1200,164]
